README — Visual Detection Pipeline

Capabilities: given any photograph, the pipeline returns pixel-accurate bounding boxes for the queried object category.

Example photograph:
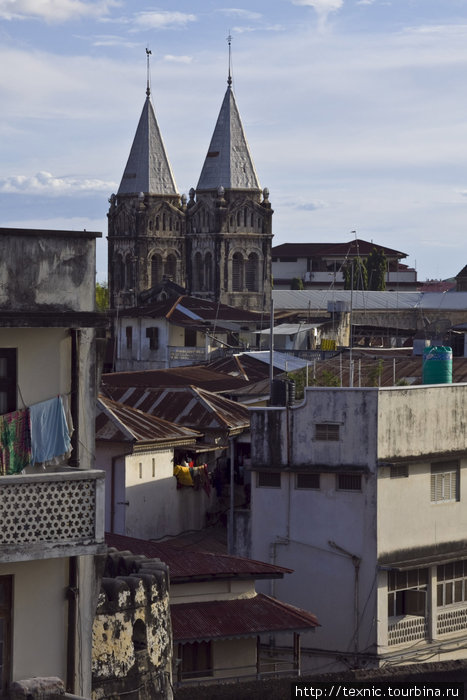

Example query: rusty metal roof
[310,351,467,387]
[102,366,248,394]
[171,594,319,642]
[96,395,200,445]
[105,533,291,581]
[118,294,264,324]
[101,385,250,434]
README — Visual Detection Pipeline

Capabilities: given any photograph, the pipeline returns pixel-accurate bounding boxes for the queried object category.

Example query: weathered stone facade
[108,83,273,314]
[92,551,172,700]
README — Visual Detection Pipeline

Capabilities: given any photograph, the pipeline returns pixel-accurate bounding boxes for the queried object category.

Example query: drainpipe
[228,436,235,554]
[70,330,80,469]
[328,540,361,660]
[66,556,78,694]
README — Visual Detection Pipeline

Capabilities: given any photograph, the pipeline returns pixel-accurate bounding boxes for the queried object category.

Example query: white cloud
[131,11,196,31]
[217,8,262,20]
[0,171,116,194]
[290,0,344,29]
[163,54,192,64]
[0,0,117,22]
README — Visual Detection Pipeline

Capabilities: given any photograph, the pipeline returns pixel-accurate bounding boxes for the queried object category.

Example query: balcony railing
[437,606,467,636]
[388,615,428,646]
[169,346,207,363]
[0,468,105,562]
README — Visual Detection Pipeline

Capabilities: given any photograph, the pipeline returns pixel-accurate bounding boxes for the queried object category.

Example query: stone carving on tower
[108,56,185,310]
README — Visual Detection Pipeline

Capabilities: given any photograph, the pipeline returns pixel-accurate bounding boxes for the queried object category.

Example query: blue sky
[1,0,467,282]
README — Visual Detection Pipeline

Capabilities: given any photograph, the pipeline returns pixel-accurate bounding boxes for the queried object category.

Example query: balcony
[0,468,105,562]
[169,346,208,364]
[387,615,428,646]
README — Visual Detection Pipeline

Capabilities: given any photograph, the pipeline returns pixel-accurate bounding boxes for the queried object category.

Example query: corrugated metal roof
[96,396,200,445]
[101,385,250,434]
[273,290,467,312]
[105,532,292,580]
[171,593,319,642]
[272,239,407,259]
[102,366,248,393]
[118,95,178,197]
[119,294,264,323]
[256,323,322,335]
[197,87,261,192]
[308,351,467,387]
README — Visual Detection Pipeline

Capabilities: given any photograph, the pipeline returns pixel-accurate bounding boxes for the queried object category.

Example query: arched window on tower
[232,253,244,292]
[204,252,213,291]
[163,213,167,230]
[155,216,160,231]
[114,253,124,290]
[236,211,241,227]
[246,253,259,292]
[151,254,163,287]
[193,252,203,291]
[125,257,134,290]
[165,254,177,281]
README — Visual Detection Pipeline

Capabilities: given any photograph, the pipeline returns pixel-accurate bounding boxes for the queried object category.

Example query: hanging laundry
[29,396,71,465]
[0,409,32,475]
[174,464,194,487]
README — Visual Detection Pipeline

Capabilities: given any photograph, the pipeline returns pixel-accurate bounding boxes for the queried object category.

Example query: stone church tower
[108,68,272,312]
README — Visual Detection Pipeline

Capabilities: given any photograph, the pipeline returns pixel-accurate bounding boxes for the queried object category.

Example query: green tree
[291,277,304,290]
[96,281,109,311]
[365,247,387,291]
[343,257,368,290]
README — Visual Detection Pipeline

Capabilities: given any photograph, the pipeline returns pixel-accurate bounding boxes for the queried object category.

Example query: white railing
[169,346,207,363]
[386,271,417,283]
[388,615,428,646]
[437,606,467,635]
[0,469,105,561]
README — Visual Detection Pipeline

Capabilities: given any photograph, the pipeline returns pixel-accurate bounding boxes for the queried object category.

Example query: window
[257,471,281,488]
[146,327,159,351]
[390,464,409,479]
[0,350,16,415]
[296,473,320,490]
[184,328,197,347]
[151,255,163,287]
[388,568,428,618]
[337,473,361,491]
[152,458,155,478]
[165,254,177,280]
[125,326,132,350]
[246,253,259,292]
[0,576,12,697]
[315,423,340,441]
[431,461,459,503]
[437,561,467,607]
[180,641,212,680]
[232,253,244,291]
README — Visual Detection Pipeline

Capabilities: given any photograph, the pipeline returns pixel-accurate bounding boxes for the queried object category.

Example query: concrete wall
[96,443,216,540]
[170,579,255,605]
[377,384,467,460]
[0,328,71,406]
[0,559,68,683]
[0,229,97,312]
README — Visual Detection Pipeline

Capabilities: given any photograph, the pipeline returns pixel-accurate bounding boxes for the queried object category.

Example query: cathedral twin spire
[117,65,261,199]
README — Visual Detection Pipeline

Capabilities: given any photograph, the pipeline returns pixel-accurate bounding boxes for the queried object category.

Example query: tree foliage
[291,277,304,290]
[96,281,109,312]
[343,248,387,291]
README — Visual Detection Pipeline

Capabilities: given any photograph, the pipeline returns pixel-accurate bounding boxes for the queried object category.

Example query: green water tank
[422,346,452,384]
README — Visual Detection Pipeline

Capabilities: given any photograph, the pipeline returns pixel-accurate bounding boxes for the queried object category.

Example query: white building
[0,227,106,697]
[249,383,467,672]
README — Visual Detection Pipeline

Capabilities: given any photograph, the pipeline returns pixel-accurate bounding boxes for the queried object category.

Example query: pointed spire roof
[197,86,261,192]
[118,94,179,197]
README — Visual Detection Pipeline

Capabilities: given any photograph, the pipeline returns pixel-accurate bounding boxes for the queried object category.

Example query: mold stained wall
[249,388,380,669]
[377,384,467,557]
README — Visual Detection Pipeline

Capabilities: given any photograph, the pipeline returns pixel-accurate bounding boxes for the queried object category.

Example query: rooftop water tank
[422,346,452,384]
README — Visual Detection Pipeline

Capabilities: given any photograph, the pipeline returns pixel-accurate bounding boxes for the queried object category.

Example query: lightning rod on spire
[146,48,152,97]
[227,33,232,88]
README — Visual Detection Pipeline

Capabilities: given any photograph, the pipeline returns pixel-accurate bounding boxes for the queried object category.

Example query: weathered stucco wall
[377,384,467,460]
[0,229,97,312]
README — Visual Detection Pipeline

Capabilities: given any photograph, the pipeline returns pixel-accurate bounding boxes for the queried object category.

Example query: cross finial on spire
[146,48,152,96]
[227,33,232,88]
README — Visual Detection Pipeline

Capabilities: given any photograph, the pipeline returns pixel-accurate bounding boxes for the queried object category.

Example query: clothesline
[0,395,72,476]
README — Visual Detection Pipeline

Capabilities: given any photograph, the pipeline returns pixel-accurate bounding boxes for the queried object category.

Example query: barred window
[125,326,132,350]
[390,464,409,479]
[388,568,428,618]
[437,561,467,607]
[295,473,320,490]
[146,327,159,351]
[431,461,459,503]
[257,472,281,488]
[315,423,340,441]
[337,473,361,491]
